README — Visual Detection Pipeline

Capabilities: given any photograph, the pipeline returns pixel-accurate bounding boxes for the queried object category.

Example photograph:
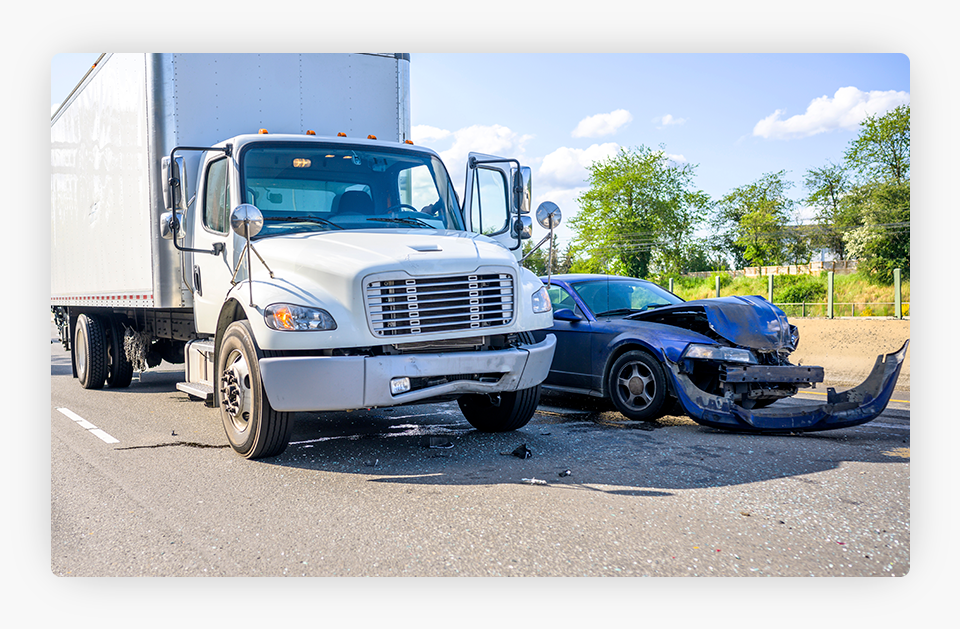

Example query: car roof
[540,274,655,285]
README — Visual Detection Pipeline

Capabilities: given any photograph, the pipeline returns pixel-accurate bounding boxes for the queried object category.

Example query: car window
[545,284,585,317]
[573,280,682,316]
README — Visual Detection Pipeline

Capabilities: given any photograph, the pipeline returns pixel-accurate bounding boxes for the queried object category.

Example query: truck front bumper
[257,334,556,412]
[669,340,909,433]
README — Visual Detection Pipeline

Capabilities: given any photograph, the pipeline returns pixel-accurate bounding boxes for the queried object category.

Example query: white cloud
[654,114,686,128]
[753,86,910,140]
[436,124,533,196]
[538,143,621,189]
[571,109,632,138]
[412,124,451,144]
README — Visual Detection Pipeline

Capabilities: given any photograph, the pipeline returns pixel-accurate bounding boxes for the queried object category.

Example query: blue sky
[50,53,909,248]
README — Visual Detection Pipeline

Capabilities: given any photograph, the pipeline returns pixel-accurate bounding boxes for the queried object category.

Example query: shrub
[773,274,826,304]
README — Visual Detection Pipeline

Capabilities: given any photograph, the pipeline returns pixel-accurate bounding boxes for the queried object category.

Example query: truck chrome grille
[365,271,515,337]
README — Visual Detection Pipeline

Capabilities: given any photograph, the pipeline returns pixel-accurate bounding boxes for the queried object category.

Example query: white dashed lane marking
[57,407,120,444]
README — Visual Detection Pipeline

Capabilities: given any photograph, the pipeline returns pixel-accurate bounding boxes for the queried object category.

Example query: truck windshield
[239,143,463,238]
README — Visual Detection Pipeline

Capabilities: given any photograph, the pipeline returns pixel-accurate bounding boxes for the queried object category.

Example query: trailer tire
[105,320,134,388]
[75,314,107,390]
[217,321,292,459]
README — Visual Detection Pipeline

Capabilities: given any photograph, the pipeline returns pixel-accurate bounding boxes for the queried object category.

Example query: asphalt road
[50,332,909,577]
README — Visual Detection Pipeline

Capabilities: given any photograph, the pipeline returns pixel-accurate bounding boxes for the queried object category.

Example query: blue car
[533,274,908,433]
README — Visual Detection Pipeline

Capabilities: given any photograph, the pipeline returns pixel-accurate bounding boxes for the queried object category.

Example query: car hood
[628,295,794,352]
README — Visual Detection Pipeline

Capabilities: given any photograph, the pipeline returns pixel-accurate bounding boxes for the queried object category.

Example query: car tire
[607,350,668,422]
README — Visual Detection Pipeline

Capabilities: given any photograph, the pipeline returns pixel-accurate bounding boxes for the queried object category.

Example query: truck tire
[458,384,541,432]
[105,319,134,388]
[217,320,293,459]
[457,332,542,432]
[75,314,107,390]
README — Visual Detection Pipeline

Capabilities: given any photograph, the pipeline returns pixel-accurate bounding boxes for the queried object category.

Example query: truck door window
[203,157,230,234]
[470,168,509,235]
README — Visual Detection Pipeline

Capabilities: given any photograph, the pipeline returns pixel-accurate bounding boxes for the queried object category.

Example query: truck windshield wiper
[365,216,436,229]
[262,215,343,230]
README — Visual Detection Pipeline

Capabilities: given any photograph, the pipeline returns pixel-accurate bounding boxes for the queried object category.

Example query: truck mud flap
[668,340,909,433]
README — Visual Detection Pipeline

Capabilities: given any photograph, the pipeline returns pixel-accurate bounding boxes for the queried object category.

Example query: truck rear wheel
[75,314,107,390]
[105,319,134,388]
[217,321,293,459]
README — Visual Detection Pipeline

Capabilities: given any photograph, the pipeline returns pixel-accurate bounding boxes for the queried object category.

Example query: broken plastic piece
[522,478,547,485]
[512,444,532,459]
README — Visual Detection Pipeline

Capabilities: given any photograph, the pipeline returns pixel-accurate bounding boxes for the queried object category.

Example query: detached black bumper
[668,341,909,433]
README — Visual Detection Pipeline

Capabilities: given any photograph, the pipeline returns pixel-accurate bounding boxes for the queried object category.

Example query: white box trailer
[51,53,560,459]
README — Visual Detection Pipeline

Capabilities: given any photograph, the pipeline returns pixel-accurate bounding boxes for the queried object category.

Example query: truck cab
[167,133,556,458]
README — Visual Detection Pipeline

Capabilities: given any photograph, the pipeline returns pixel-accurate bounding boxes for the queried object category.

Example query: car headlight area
[682,343,757,364]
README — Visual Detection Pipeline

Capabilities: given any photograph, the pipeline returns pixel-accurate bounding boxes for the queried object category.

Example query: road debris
[559,469,572,477]
[521,478,547,485]
[511,444,532,459]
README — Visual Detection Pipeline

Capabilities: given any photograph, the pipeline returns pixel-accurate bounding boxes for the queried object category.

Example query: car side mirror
[553,308,581,322]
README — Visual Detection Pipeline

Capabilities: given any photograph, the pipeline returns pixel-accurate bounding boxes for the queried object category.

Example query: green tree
[803,161,860,260]
[714,171,796,268]
[842,104,910,281]
[569,145,708,279]
[844,104,910,185]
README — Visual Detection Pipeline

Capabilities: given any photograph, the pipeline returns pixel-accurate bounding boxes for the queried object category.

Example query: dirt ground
[790,318,910,391]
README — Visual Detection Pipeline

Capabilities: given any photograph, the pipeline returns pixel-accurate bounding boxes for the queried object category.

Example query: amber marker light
[367,135,377,140]
[273,306,296,330]
[259,128,269,134]
[337,132,347,137]
[306,130,316,135]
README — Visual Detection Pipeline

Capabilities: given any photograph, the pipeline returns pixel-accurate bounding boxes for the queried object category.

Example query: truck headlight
[683,344,757,364]
[264,303,337,331]
[531,285,552,313]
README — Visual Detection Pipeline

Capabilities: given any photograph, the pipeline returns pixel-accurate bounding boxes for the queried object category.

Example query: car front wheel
[607,350,668,422]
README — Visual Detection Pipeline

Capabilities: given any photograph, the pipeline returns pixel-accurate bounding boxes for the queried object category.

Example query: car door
[543,283,595,391]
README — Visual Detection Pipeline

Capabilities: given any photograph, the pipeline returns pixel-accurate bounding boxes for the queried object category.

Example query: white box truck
[51,53,559,459]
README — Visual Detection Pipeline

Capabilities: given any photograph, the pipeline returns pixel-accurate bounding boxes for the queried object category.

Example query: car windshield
[571,279,684,317]
[239,143,463,238]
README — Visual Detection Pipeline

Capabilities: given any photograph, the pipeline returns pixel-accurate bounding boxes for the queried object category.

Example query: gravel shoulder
[790,318,910,391]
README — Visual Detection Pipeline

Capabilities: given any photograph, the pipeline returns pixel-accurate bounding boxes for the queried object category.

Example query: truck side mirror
[162,155,187,211]
[230,204,264,238]
[514,166,531,215]
[512,215,533,240]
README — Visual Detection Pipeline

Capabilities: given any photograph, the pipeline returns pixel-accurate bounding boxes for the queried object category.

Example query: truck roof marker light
[259,129,269,134]
[338,132,347,137]
[367,135,377,140]
[306,130,316,135]
[405,140,414,144]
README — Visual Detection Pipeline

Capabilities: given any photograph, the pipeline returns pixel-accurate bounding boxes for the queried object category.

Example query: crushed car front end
[630,295,908,432]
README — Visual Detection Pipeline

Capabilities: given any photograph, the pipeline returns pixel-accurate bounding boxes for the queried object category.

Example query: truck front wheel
[458,385,541,432]
[217,321,293,459]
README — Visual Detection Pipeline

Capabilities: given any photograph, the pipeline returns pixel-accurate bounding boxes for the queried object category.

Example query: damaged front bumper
[668,340,909,433]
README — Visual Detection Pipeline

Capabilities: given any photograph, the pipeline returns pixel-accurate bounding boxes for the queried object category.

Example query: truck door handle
[193,265,203,296]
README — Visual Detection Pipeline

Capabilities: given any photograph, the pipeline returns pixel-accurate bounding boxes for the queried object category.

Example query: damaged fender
[668,340,909,433]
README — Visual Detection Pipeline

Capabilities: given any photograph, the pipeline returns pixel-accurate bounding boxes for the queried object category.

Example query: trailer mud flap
[669,340,909,433]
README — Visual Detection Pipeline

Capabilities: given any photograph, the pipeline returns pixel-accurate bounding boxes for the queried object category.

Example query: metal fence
[776,302,910,319]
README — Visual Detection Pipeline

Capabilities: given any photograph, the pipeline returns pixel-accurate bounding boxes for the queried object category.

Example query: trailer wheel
[217,321,292,459]
[105,320,134,388]
[75,314,107,390]
[457,332,541,432]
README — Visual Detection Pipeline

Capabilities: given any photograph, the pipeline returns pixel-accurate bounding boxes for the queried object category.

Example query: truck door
[462,152,530,259]
[187,153,241,335]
